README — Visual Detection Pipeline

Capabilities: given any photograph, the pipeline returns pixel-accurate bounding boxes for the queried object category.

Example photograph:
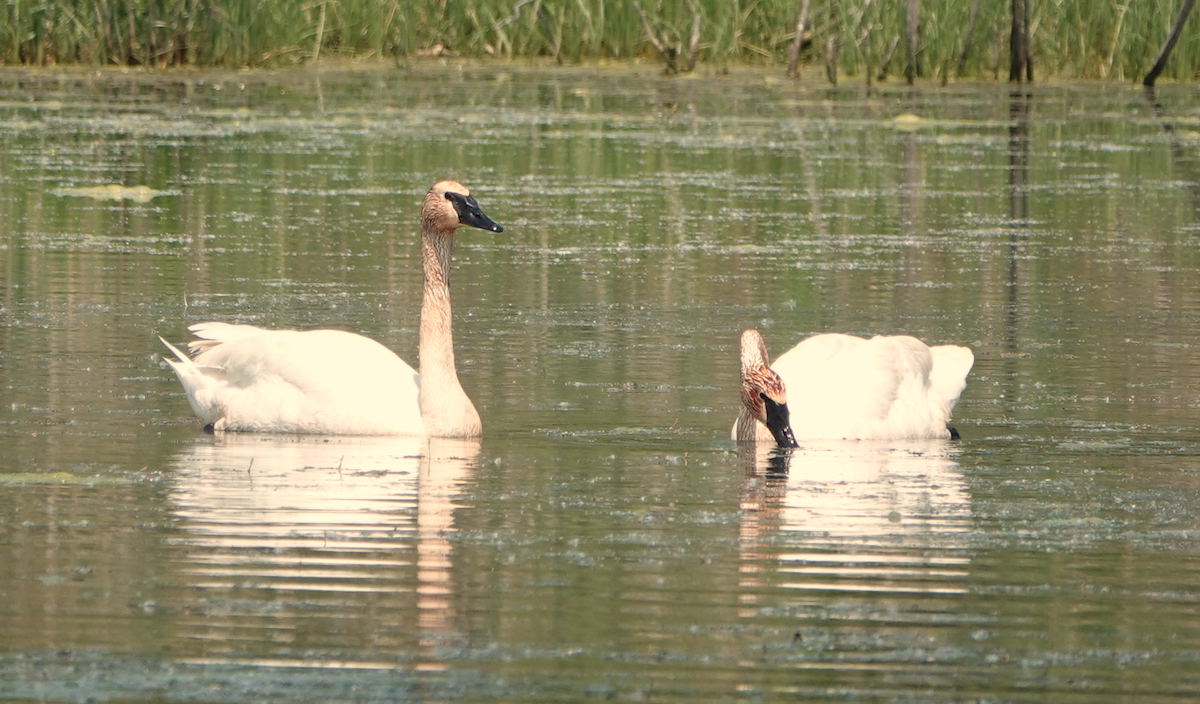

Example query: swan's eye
[759,392,769,402]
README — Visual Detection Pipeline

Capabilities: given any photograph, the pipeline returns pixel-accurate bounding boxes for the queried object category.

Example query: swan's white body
[734,331,974,442]
[161,324,423,435]
[161,181,502,437]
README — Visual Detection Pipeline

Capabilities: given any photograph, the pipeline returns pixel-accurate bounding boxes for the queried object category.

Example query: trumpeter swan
[734,328,974,445]
[160,180,503,437]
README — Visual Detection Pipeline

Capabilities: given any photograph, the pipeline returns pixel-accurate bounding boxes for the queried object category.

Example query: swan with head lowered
[160,180,502,437]
[733,328,974,446]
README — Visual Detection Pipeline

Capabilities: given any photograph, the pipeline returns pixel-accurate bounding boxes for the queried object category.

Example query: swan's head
[423,181,504,235]
[740,329,799,448]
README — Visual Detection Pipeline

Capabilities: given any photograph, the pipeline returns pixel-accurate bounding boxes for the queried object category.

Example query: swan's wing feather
[771,334,882,438]
[213,329,422,434]
[772,333,866,373]
[164,325,423,435]
[816,336,930,427]
[769,334,962,439]
[188,321,271,342]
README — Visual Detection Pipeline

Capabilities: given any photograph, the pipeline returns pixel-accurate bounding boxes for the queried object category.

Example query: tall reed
[1,0,1198,81]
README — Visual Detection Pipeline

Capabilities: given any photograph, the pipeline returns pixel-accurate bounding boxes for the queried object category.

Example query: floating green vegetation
[892,113,924,131]
[53,185,168,203]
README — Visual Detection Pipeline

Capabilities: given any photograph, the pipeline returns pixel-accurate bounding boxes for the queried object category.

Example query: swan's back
[164,323,422,435]
[770,333,973,440]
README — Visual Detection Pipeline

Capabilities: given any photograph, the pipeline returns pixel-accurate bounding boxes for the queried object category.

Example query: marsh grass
[3,0,1199,81]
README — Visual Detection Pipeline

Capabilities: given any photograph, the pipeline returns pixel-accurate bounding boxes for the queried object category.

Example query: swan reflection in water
[738,440,972,616]
[168,434,479,670]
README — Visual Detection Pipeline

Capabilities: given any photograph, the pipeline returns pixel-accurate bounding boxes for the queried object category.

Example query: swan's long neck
[419,227,482,437]
[737,330,777,444]
[735,408,761,442]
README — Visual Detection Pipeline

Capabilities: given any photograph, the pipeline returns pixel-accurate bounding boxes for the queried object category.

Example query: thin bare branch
[496,0,536,30]
[1145,0,1197,86]
[851,0,874,38]
[904,0,919,84]
[824,34,839,85]
[632,0,678,74]
[878,34,900,80]
[1009,0,1026,82]
[685,0,701,72]
[955,0,981,77]
[786,0,814,78]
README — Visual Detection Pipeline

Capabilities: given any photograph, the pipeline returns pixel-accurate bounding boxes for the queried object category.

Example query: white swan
[160,180,503,437]
[733,328,974,445]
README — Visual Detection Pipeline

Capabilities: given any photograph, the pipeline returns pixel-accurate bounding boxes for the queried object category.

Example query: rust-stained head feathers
[740,329,799,448]
[422,180,503,236]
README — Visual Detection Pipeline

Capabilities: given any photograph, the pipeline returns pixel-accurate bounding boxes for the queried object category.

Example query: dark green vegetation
[3,0,1200,81]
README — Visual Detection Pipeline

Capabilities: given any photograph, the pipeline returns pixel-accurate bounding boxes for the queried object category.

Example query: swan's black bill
[761,394,799,448]
[447,192,504,233]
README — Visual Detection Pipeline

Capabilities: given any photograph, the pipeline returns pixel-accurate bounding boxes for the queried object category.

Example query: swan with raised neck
[416,180,502,437]
[160,180,503,437]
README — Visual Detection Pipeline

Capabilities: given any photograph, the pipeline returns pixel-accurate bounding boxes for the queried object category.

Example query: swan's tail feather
[929,345,975,413]
[160,336,223,379]
[160,335,192,365]
[183,322,271,354]
[160,335,224,426]
[188,339,222,354]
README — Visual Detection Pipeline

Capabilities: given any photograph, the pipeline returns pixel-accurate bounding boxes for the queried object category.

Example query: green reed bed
[3,0,1200,81]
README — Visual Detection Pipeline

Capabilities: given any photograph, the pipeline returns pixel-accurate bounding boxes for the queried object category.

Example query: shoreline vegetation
[2,0,1198,84]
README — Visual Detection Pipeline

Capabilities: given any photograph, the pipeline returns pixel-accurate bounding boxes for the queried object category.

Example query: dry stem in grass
[632,0,701,75]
